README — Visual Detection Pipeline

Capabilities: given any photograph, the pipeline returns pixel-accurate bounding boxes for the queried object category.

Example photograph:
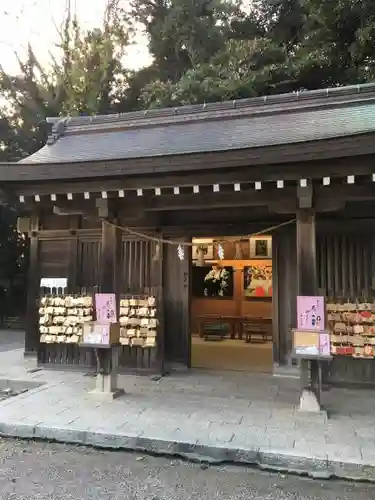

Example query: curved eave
[19,99,375,166]
[1,133,375,184]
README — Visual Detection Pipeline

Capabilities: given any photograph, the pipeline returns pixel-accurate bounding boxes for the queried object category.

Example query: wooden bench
[197,315,241,339]
[242,317,272,344]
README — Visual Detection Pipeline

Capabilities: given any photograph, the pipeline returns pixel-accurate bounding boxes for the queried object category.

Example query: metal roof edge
[62,94,375,138]
[45,82,375,131]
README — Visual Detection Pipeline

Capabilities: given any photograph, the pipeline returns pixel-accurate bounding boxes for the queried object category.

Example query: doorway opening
[190,235,273,372]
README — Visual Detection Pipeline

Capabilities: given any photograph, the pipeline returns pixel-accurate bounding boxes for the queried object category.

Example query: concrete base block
[299,389,321,413]
[88,373,125,400]
[88,387,125,401]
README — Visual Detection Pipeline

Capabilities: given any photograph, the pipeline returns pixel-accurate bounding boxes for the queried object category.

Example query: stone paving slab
[0,349,375,481]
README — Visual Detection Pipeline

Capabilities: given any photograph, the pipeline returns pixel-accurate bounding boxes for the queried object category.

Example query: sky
[0,0,152,74]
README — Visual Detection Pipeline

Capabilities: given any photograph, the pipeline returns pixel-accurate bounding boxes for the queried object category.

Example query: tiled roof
[19,83,375,165]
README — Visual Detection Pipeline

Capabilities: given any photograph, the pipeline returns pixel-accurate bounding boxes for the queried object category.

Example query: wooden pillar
[296,185,321,407]
[272,227,297,368]
[97,199,121,295]
[163,236,191,368]
[68,216,79,293]
[296,209,317,296]
[99,219,121,294]
[24,214,40,357]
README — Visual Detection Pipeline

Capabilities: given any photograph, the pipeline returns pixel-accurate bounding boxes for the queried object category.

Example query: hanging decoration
[217,243,225,260]
[177,245,185,260]
[99,218,296,263]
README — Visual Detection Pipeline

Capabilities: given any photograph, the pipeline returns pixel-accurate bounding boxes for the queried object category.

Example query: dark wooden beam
[296,202,321,402]
[68,216,79,293]
[99,201,121,294]
[24,214,40,357]
[6,150,375,198]
[296,209,317,294]
[144,188,292,212]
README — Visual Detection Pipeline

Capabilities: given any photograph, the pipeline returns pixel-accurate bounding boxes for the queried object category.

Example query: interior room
[190,235,273,373]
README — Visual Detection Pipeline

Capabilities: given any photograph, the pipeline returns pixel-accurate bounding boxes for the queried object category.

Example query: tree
[0,0,132,322]
[140,36,296,107]
[131,0,241,82]
[0,0,131,160]
[294,0,375,88]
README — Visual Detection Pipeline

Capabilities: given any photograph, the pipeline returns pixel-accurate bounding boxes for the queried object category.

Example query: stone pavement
[0,348,375,481]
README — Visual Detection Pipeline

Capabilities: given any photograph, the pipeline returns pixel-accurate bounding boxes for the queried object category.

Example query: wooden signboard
[293,329,332,360]
[82,322,120,348]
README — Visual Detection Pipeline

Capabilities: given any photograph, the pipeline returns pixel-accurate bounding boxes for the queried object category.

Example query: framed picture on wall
[192,264,234,298]
[249,237,272,258]
[244,264,272,299]
[192,238,214,261]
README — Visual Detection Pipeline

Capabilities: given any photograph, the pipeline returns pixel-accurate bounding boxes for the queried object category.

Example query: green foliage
[0,0,131,161]
[138,0,375,107]
[130,0,241,81]
[0,0,132,320]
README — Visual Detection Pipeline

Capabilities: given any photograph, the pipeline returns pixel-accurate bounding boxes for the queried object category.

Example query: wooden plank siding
[120,237,152,295]
[37,232,100,370]
[116,237,161,373]
[317,234,372,297]
[316,232,375,386]
[37,230,164,373]
[274,226,375,386]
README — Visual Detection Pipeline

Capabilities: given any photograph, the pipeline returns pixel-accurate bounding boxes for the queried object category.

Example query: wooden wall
[317,231,375,386]
[35,216,164,373]
[317,233,373,297]
[30,212,375,384]
[273,224,375,385]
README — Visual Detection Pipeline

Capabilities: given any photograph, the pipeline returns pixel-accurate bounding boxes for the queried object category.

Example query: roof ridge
[46,82,375,131]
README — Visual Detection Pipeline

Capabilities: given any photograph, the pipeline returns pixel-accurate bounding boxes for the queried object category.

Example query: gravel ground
[0,439,374,499]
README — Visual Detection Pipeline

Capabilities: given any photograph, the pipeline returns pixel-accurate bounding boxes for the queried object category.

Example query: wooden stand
[83,345,124,401]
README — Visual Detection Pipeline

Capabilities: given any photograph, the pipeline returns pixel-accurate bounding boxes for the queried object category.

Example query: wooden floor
[191,336,273,373]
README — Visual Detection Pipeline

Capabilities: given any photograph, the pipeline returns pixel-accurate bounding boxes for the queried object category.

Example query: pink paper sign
[95,293,117,323]
[319,332,331,356]
[94,324,110,345]
[297,296,325,331]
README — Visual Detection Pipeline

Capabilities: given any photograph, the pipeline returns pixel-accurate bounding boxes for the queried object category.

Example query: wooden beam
[296,207,320,400]
[99,201,121,294]
[296,209,317,295]
[144,189,292,212]
[67,216,79,293]
[7,151,375,198]
[297,184,313,209]
[24,214,40,357]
